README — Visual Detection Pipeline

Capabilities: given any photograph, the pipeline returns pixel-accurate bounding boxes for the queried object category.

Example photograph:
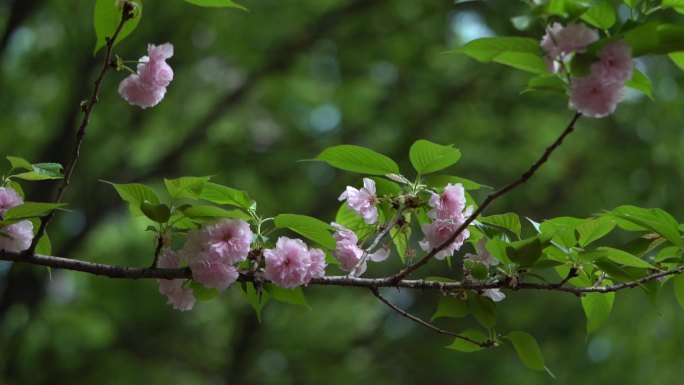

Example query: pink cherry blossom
[189,251,239,291]
[591,40,633,83]
[264,237,315,288]
[569,74,625,118]
[339,178,378,224]
[0,187,23,217]
[482,289,506,302]
[157,249,196,311]
[428,183,467,220]
[541,22,598,73]
[419,219,469,260]
[306,248,327,281]
[332,235,365,273]
[0,220,33,252]
[204,218,253,265]
[463,239,499,268]
[118,43,174,109]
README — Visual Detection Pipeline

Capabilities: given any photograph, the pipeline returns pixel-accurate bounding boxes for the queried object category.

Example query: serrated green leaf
[506,331,546,371]
[200,182,254,210]
[668,52,684,70]
[335,203,375,240]
[506,237,542,266]
[432,297,469,321]
[164,176,211,200]
[241,283,269,323]
[480,213,521,238]
[409,140,462,175]
[180,205,251,221]
[492,51,547,74]
[390,225,410,264]
[521,74,567,95]
[264,284,309,308]
[422,174,484,190]
[593,259,637,282]
[4,202,66,220]
[466,294,497,329]
[140,202,170,223]
[312,145,400,176]
[540,217,583,249]
[93,0,143,55]
[446,329,487,352]
[370,177,403,196]
[104,181,159,216]
[274,214,335,249]
[626,68,654,100]
[580,0,616,30]
[6,156,32,171]
[597,247,656,269]
[673,273,684,310]
[576,217,616,247]
[454,37,540,62]
[610,205,682,246]
[582,291,614,334]
[183,0,247,10]
[485,238,512,264]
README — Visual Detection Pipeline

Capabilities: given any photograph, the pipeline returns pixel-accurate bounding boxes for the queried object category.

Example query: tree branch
[369,287,492,348]
[390,112,583,282]
[27,4,134,254]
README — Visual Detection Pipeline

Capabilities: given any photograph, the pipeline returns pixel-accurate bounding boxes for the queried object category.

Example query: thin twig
[27,4,135,254]
[390,112,582,282]
[370,287,491,347]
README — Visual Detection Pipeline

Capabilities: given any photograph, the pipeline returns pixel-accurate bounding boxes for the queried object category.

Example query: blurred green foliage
[2,0,684,383]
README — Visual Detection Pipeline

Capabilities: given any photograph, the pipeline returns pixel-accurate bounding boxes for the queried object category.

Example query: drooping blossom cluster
[541,22,599,73]
[419,183,471,260]
[463,239,505,302]
[569,40,633,118]
[157,249,196,311]
[263,236,327,288]
[331,222,389,276]
[0,187,34,252]
[339,178,378,224]
[179,218,253,291]
[118,43,174,109]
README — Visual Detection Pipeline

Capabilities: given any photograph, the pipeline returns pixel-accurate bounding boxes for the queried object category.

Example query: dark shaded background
[2,0,684,383]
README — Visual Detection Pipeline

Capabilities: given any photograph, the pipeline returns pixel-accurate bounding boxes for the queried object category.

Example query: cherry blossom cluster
[419,183,471,259]
[541,22,634,118]
[331,222,389,276]
[0,187,34,252]
[463,239,505,302]
[119,43,174,109]
[157,218,327,311]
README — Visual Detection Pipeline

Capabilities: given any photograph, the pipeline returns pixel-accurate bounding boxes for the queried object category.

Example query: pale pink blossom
[368,246,390,262]
[157,249,196,311]
[569,74,625,118]
[541,22,598,73]
[204,218,253,265]
[0,187,23,217]
[190,252,239,291]
[118,43,174,109]
[0,220,33,252]
[339,178,378,224]
[306,248,327,281]
[419,219,469,260]
[264,237,316,288]
[483,289,506,302]
[463,239,499,268]
[331,223,389,275]
[428,183,467,220]
[591,40,633,83]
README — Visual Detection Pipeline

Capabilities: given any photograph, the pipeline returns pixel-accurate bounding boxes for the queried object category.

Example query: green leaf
[485,238,512,264]
[582,291,614,334]
[625,68,654,100]
[93,0,143,55]
[409,140,462,175]
[480,213,521,238]
[673,273,684,310]
[446,329,487,352]
[597,247,656,269]
[4,202,66,220]
[623,0,640,8]
[506,237,542,266]
[593,259,638,282]
[140,202,170,223]
[505,331,546,371]
[164,176,211,200]
[241,283,269,323]
[668,52,684,70]
[13,162,64,181]
[370,177,403,196]
[183,0,247,10]
[610,205,682,246]
[540,217,582,249]
[431,296,469,321]
[104,181,159,216]
[264,284,309,308]
[576,217,616,247]
[492,51,546,74]
[180,205,251,221]
[521,74,567,95]
[312,145,400,176]
[454,37,540,62]
[190,281,220,301]
[466,294,497,329]
[390,225,410,264]
[335,203,375,240]
[662,0,684,14]
[274,214,335,249]
[6,156,32,171]
[422,175,484,190]
[36,231,51,255]
[580,0,616,30]
[200,182,254,210]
